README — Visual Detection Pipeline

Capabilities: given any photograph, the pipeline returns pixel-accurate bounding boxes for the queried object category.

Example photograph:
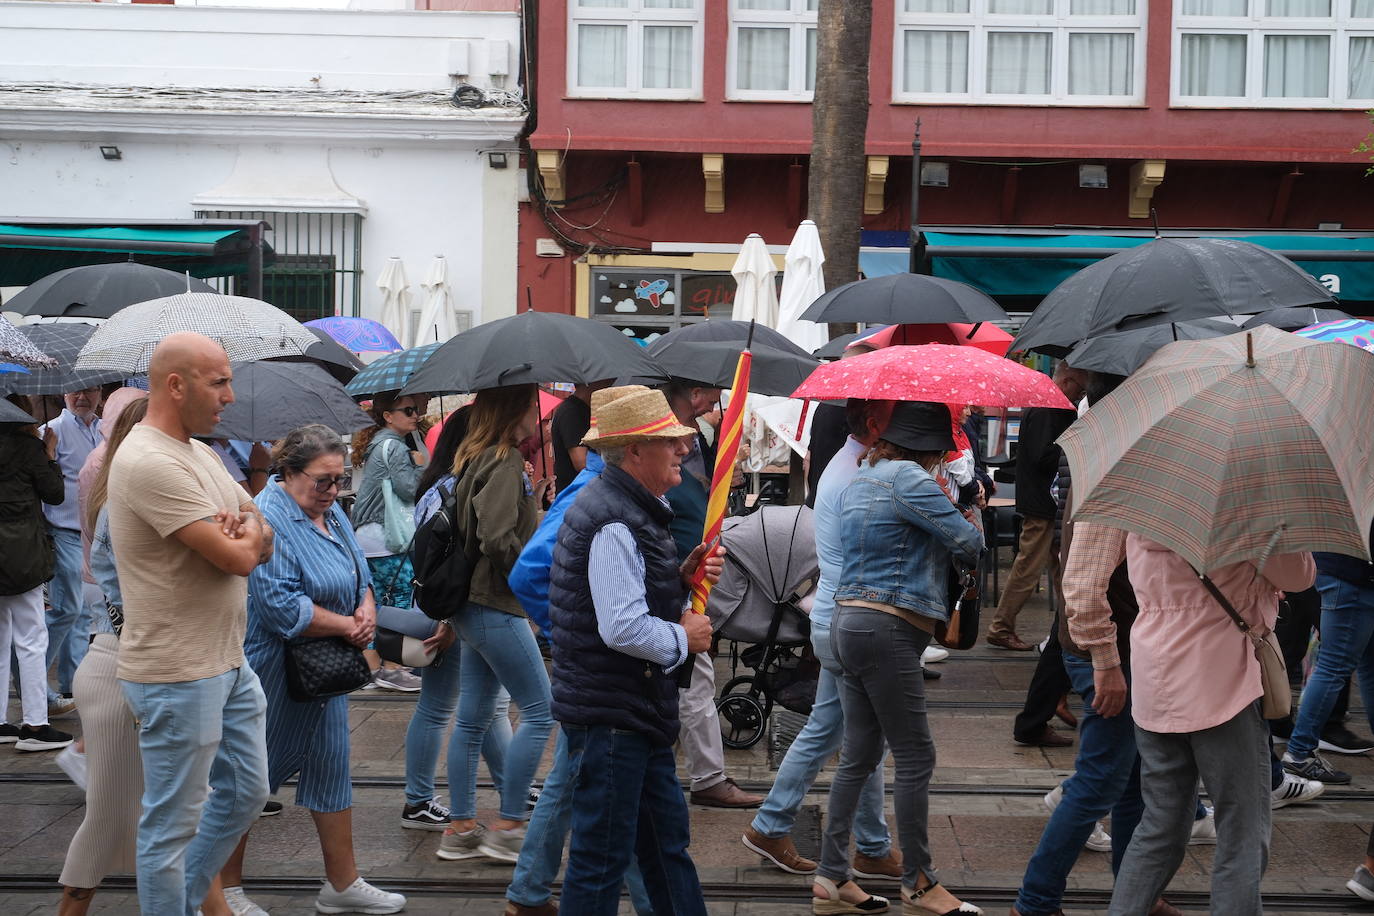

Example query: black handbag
[281,516,373,702]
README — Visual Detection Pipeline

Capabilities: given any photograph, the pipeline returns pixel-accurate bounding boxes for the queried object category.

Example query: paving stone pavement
[3,587,1371,913]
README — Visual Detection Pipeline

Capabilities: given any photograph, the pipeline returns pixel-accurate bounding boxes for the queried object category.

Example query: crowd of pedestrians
[1,328,1371,915]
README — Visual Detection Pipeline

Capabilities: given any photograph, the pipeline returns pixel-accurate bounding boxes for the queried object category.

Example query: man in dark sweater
[986,363,1085,651]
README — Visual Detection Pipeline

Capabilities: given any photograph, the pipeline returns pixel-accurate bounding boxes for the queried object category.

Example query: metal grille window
[194,210,363,319]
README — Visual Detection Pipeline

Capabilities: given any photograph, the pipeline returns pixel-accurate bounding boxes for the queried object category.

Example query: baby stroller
[706,505,820,750]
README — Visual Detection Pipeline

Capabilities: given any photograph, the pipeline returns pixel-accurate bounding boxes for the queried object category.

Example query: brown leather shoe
[852,847,903,879]
[1014,724,1073,748]
[1149,898,1183,916]
[986,632,1033,651]
[741,825,816,874]
[503,902,557,916]
[690,777,763,808]
[1055,695,1078,729]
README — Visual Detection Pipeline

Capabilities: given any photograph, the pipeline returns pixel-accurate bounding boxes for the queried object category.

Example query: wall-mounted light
[1317,221,1343,230]
[99,146,122,161]
[488,152,509,170]
[1079,164,1109,189]
[919,161,949,187]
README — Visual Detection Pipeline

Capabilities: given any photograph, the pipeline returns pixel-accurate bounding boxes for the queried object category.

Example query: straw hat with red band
[581,385,697,449]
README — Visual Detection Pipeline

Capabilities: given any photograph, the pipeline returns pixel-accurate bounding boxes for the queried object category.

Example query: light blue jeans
[120,665,269,916]
[1287,574,1374,761]
[750,623,891,856]
[507,728,654,914]
[44,526,88,698]
[404,647,513,807]
[450,602,554,822]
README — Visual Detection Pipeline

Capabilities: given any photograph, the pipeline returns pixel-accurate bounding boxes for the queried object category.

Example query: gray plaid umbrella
[215,361,373,441]
[74,293,319,375]
[0,323,126,396]
[0,316,58,369]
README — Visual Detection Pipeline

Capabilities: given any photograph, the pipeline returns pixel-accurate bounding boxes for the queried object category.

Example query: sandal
[813,875,890,915]
[901,882,982,916]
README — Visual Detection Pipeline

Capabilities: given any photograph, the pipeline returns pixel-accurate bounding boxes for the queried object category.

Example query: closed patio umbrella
[775,220,829,354]
[415,256,459,344]
[376,258,412,349]
[730,234,779,329]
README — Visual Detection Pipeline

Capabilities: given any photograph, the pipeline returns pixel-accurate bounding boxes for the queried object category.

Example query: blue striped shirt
[588,521,689,672]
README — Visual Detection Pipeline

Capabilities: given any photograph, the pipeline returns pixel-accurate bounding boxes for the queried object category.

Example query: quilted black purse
[281,517,373,702]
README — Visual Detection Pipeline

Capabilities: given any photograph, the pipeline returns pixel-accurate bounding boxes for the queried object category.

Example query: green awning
[0,223,271,287]
[860,231,1374,303]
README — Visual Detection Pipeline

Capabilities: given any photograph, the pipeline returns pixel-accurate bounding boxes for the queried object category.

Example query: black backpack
[410,473,479,621]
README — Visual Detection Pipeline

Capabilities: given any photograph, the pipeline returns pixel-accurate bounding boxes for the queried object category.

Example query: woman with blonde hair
[435,383,553,865]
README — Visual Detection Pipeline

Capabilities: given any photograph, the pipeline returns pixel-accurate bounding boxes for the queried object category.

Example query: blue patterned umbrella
[344,342,442,399]
[1295,318,1374,352]
[305,316,403,354]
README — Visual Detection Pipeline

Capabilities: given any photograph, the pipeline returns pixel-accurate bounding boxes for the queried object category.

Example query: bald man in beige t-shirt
[109,332,275,916]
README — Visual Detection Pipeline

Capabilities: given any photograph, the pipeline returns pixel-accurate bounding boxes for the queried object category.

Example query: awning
[0,221,275,288]
[858,230,1374,303]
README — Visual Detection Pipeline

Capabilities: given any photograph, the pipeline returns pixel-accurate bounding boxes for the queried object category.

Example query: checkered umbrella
[1060,325,1374,572]
[74,293,318,375]
[344,342,442,399]
[0,323,126,395]
[0,316,58,369]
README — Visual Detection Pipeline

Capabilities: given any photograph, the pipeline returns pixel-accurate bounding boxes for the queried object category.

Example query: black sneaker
[1319,724,1374,755]
[15,723,74,752]
[1282,750,1351,785]
[0,723,20,744]
[260,800,284,817]
[401,797,450,831]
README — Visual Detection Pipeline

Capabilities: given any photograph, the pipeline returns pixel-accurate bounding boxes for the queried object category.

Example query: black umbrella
[4,261,217,319]
[813,332,859,360]
[643,321,820,396]
[0,398,38,425]
[400,310,665,395]
[0,323,126,396]
[1010,238,1336,357]
[266,327,366,384]
[799,273,1007,325]
[216,361,373,441]
[1064,318,1243,377]
[1240,306,1353,331]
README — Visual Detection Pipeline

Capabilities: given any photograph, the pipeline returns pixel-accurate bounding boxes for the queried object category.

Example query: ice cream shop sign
[591,268,780,344]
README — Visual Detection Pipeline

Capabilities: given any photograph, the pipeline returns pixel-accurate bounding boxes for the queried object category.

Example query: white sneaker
[921,645,950,664]
[56,746,88,791]
[223,886,269,916]
[1272,771,1325,809]
[1044,782,1112,852]
[315,877,406,914]
[1188,808,1217,845]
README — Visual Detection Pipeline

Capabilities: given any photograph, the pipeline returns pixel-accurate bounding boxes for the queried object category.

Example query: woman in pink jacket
[1107,533,1314,916]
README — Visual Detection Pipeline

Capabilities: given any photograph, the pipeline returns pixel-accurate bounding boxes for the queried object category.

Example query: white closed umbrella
[730,234,779,328]
[376,257,412,348]
[776,220,829,354]
[416,256,458,344]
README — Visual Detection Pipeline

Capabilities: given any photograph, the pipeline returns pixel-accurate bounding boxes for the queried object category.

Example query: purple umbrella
[305,316,403,354]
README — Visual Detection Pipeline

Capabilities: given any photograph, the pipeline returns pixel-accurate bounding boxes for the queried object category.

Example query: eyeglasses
[386,406,418,417]
[306,474,347,493]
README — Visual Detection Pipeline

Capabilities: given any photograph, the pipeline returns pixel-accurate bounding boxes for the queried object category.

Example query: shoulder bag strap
[1197,572,1260,640]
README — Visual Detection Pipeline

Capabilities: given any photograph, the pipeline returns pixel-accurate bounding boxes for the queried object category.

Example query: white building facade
[0,0,527,336]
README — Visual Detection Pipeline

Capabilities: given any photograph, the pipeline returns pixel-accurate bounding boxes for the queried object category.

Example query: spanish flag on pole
[688,325,753,617]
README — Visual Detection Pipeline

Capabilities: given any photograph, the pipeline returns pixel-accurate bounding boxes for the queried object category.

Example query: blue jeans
[120,665,269,916]
[1016,653,1144,916]
[1287,574,1374,761]
[450,602,554,822]
[507,728,654,914]
[561,724,706,916]
[750,623,890,856]
[44,526,88,697]
[404,648,512,807]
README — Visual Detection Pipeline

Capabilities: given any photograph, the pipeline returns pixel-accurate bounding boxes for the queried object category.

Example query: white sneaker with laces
[1188,808,1217,845]
[315,877,406,914]
[921,645,950,664]
[56,745,88,791]
[1043,782,1112,852]
[1271,771,1325,809]
[223,885,269,916]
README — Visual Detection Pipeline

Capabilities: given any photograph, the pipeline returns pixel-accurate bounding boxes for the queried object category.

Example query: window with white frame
[894,0,1146,105]
[569,0,703,99]
[729,0,820,100]
[1174,1,1374,107]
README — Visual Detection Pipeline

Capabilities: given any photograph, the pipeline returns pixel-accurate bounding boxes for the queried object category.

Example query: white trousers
[0,586,51,726]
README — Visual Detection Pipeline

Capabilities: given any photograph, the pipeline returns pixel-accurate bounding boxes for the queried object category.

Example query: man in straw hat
[546,385,723,914]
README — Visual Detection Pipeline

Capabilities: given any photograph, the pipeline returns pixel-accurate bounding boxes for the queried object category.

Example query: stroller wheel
[721,675,773,719]
[717,692,766,750]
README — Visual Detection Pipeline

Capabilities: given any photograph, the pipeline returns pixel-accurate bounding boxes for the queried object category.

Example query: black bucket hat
[882,401,956,453]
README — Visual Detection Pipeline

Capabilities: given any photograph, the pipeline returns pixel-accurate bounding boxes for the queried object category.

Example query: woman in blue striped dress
[219,425,407,915]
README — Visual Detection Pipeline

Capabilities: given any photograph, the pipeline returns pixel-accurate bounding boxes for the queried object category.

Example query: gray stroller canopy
[707,505,818,645]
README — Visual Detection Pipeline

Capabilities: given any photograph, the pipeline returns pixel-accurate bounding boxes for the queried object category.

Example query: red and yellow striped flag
[689,346,752,616]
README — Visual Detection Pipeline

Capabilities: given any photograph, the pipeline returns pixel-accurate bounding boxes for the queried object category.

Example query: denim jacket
[834,457,984,622]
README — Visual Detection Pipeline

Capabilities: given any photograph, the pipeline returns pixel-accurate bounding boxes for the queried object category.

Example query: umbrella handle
[1256,524,1286,574]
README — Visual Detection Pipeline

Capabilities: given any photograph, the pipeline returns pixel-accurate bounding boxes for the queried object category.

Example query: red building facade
[519,0,1374,328]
